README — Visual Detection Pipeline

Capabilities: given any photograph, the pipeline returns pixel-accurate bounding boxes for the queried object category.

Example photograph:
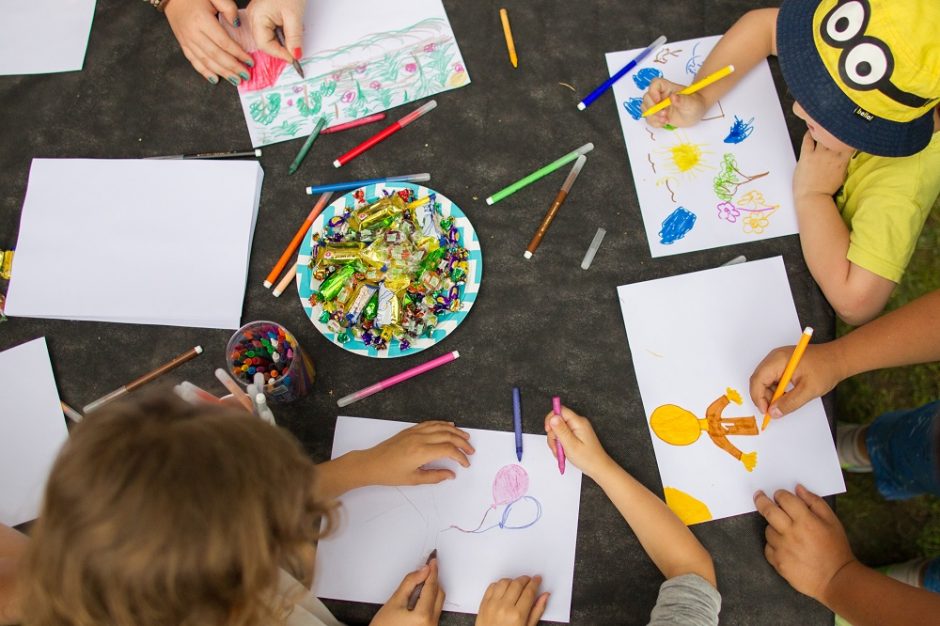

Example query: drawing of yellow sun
[656,133,713,179]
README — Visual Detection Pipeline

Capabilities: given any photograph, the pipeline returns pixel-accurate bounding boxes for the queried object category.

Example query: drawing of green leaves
[374,51,404,83]
[297,90,322,117]
[249,93,281,126]
[426,42,454,87]
[320,80,337,97]
[272,119,302,138]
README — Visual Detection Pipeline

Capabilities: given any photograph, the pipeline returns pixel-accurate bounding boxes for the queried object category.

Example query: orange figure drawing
[649,388,759,472]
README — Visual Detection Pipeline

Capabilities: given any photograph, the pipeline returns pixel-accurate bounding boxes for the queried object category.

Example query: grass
[836,206,940,566]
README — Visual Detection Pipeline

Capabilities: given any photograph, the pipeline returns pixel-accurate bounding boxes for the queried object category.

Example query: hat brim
[777,0,933,157]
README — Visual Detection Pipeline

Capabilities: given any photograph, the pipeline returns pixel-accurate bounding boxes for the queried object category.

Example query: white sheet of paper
[606,36,797,257]
[617,257,844,523]
[224,0,470,147]
[314,416,582,623]
[0,338,69,526]
[0,0,96,75]
[6,159,263,329]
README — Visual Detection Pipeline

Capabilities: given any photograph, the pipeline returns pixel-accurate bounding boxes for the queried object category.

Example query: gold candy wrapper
[314,242,364,269]
[0,250,12,280]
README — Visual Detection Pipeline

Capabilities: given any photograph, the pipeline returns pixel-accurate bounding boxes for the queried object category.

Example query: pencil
[486,142,594,205]
[305,173,430,195]
[320,113,386,135]
[499,9,518,68]
[761,327,814,431]
[577,35,666,111]
[60,401,83,423]
[288,116,327,175]
[146,149,261,160]
[83,346,204,413]
[276,27,304,78]
[524,155,586,259]
[263,192,333,288]
[642,64,735,118]
[406,550,438,610]
[272,264,297,297]
[333,100,437,168]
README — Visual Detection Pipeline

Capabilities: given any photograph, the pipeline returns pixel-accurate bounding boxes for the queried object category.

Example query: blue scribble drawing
[633,67,663,90]
[685,42,704,76]
[624,97,644,120]
[449,465,543,534]
[724,116,755,144]
[659,207,697,244]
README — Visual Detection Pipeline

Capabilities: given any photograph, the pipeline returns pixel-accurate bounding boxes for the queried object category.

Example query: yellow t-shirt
[836,131,940,283]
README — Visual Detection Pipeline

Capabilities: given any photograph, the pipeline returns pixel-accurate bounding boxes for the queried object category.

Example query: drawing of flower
[716,201,740,223]
[453,62,464,73]
[340,90,356,103]
[287,99,293,107]
[331,72,342,81]
[405,62,418,73]
[424,43,437,53]
[369,81,381,90]
[292,86,303,94]
[355,64,367,74]
[743,212,771,234]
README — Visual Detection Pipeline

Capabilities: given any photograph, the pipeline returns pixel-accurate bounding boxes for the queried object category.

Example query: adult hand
[642,77,707,128]
[754,485,857,602]
[164,0,253,84]
[793,131,852,201]
[749,343,845,419]
[476,575,549,626]
[371,559,444,626]
[544,406,612,480]
[358,421,475,486]
[247,0,306,64]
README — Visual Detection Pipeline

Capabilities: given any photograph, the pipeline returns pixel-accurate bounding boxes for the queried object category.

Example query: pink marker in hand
[553,396,566,475]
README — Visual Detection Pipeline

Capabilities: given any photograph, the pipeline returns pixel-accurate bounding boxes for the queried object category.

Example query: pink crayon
[336,350,460,407]
[552,396,566,475]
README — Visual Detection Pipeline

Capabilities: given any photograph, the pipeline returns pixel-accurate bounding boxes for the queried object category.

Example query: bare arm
[546,408,715,586]
[823,561,940,626]
[0,524,28,626]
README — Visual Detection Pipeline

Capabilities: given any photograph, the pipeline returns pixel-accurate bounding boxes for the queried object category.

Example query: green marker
[288,116,327,175]
[486,142,594,205]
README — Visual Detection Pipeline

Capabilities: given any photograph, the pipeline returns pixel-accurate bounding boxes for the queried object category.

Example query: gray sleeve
[646,573,721,626]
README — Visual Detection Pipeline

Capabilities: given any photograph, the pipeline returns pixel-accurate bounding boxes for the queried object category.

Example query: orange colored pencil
[761,327,814,431]
[263,192,333,288]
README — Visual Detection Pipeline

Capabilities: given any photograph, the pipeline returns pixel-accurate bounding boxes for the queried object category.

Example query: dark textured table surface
[0,1,835,624]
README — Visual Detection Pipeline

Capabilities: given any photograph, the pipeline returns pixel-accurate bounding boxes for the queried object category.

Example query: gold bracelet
[144,0,171,13]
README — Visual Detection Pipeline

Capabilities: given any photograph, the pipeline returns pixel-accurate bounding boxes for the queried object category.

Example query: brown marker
[524,155,587,259]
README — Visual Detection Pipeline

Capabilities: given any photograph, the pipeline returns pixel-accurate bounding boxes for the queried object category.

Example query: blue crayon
[512,387,523,462]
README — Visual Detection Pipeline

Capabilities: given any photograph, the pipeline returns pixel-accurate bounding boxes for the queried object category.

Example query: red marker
[333,100,437,168]
[553,396,566,475]
[320,112,387,135]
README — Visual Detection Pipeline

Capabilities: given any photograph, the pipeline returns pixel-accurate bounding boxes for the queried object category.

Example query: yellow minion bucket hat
[777,0,940,156]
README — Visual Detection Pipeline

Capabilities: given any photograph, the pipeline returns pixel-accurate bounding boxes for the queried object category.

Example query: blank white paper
[313,416,583,623]
[0,0,96,75]
[0,338,69,526]
[6,159,264,329]
[606,36,797,257]
[617,257,844,523]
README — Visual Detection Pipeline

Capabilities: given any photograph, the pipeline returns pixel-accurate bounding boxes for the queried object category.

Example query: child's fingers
[424,442,470,468]
[503,575,531,605]
[527,592,550,626]
[281,10,304,61]
[549,415,577,449]
[764,543,778,569]
[416,421,472,440]
[420,431,476,455]
[799,130,816,157]
[795,484,836,522]
[765,524,784,549]
[433,586,445,619]
[773,489,812,521]
[391,565,430,605]
[516,575,542,609]
[209,0,240,27]
[490,578,512,600]
[413,468,456,484]
[415,558,440,613]
[753,490,792,531]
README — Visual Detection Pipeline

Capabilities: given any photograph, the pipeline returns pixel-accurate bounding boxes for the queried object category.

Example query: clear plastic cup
[225,320,314,403]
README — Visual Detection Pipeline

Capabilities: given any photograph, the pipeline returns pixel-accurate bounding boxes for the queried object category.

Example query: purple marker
[552,396,566,475]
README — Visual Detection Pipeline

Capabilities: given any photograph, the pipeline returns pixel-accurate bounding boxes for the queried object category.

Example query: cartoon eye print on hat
[820,0,929,108]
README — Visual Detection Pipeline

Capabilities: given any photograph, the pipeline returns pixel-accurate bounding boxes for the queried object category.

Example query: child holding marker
[642,0,940,326]
[148,0,305,85]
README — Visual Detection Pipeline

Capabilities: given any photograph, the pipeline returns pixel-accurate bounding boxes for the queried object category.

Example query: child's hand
[371,559,444,626]
[246,0,306,64]
[642,77,707,128]
[754,485,857,602]
[357,421,475,487]
[543,407,612,479]
[749,343,845,419]
[164,0,253,84]
[475,575,549,626]
[793,131,852,201]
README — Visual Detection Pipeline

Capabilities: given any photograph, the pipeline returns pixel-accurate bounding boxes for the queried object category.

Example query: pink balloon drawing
[450,464,542,533]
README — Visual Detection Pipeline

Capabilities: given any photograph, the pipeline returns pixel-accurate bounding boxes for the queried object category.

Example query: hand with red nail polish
[164,0,253,82]
[246,0,306,65]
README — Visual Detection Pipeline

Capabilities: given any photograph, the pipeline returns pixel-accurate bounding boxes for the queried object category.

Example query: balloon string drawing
[449,464,543,534]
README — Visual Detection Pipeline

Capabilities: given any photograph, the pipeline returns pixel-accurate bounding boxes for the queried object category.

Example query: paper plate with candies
[295,183,482,358]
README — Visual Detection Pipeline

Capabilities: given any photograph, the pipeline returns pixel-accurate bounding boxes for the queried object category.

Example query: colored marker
[525,155,586,259]
[512,387,523,461]
[320,113,387,134]
[553,396,565,474]
[580,227,606,270]
[288,116,327,175]
[333,100,437,168]
[642,64,736,118]
[276,27,305,78]
[146,149,261,160]
[60,401,83,423]
[337,351,460,407]
[83,346,203,413]
[305,173,430,195]
[255,392,276,425]
[577,35,666,111]
[761,327,814,431]
[486,142,594,205]
[214,368,255,413]
[499,9,518,68]
[272,264,297,297]
[263,192,333,288]
[406,550,438,611]
[722,255,747,266]
[176,381,222,404]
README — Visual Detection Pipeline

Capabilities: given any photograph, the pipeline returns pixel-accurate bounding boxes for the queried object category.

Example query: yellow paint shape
[664,487,713,525]
[740,451,758,472]
[726,388,743,405]
[650,404,703,446]
[669,142,704,172]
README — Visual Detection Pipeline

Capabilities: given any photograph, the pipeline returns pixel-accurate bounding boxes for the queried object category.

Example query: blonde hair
[22,394,334,626]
